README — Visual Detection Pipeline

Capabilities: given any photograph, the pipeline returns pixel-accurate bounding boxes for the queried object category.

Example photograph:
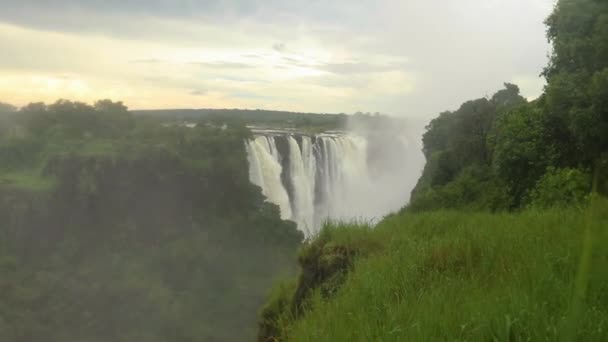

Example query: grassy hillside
[260,199,608,341]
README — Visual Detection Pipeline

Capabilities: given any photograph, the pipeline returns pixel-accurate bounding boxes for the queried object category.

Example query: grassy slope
[269,202,608,341]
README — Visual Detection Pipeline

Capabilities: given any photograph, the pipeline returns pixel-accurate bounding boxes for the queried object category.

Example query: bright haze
[0,0,553,117]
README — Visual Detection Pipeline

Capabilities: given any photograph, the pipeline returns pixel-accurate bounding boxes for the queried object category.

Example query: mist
[245,114,425,234]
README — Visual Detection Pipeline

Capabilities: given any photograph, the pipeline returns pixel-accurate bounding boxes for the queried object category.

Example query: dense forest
[258,0,608,340]
[0,100,303,341]
[0,97,400,342]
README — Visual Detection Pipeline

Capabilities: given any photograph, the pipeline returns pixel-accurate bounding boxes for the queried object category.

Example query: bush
[408,166,511,212]
[527,167,591,208]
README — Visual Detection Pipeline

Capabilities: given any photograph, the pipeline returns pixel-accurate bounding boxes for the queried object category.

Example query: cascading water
[245,136,292,220]
[287,136,316,231]
[246,129,423,234]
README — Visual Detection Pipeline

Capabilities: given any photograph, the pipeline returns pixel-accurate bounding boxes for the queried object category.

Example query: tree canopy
[0,100,303,341]
[410,0,608,212]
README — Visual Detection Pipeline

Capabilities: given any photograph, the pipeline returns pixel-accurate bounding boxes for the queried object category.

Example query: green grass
[0,170,56,191]
[264,201,608,341]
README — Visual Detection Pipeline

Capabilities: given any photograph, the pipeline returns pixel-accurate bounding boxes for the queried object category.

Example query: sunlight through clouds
[0,0,553,117]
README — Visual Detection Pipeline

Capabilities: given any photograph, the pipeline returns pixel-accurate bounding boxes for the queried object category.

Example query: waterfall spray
[246,130,423,234]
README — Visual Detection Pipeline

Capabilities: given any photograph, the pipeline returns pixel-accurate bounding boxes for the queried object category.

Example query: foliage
[0,101,16,112]
[410,0,608,211]
[259,1,608,340]
[410,83,524,209]
[134,108,349,132]
[0,101,17,138]
[527,167,592,208]
[544,0,608,164]
[491,100,565,206]
[408,166,510,212]
[0,100,303,341]
[14,99,134,139]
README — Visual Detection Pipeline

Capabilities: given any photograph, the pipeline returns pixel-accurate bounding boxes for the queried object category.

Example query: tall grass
[273,204,608,341]
[562,168,606,341]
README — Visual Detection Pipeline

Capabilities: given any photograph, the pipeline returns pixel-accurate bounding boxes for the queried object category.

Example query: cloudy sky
[0,0,554,117]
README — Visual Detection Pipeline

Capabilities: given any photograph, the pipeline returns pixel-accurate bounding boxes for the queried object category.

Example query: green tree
[0,101,17,137]
[544,0,608,164]
[411,84,525,208]
[527,167,591,208]
[0,99,303,341]
[491,102,561,206]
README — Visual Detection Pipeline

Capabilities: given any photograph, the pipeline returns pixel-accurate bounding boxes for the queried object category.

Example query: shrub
[527,167,591,208]
[408,166,511,212]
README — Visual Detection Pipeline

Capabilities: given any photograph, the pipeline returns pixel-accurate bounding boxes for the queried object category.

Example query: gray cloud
[320,62,408,75]
[0,1,374,35]
[277,56,407,75]
[130,59,257,69]
[189,61,256,69]
[273,42,287,52]
[0,0,554,117]
[190,89,207,96]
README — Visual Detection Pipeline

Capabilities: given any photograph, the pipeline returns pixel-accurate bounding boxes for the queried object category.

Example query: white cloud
[0,0,554,117]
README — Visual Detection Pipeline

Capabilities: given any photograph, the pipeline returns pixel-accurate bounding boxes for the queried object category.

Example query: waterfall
[287,136,316,232]
[245,131,422,234]
[246,136,292,220]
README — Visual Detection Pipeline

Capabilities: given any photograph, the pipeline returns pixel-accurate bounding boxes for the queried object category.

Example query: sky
[0,0,555,118]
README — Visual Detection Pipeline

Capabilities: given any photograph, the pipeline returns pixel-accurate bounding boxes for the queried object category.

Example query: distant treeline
[133,108,350,132]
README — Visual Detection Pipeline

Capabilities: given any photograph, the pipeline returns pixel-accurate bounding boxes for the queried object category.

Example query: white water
[245,136,292,220]
[246,130,423,234]
[288,136,316,231]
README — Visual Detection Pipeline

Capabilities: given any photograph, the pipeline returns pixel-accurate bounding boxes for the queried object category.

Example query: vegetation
[260,201,608,341]
[0,97,398,342]
[134,108,350,133]
[0,100,303,341]
[258,223,382,341]
[1,0,607,341]
[409,0,608,211]
[259,0,608,340]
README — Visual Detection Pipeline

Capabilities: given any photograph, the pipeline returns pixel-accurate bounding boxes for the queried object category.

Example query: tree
[544,0,608,165]
[410,84,527,209]
[0,101,17,137]
[410,0,608,211]
[491,102,560,206]
[0,101,16,113]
